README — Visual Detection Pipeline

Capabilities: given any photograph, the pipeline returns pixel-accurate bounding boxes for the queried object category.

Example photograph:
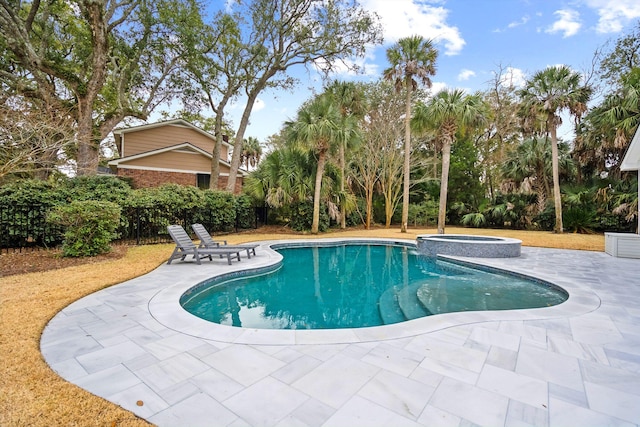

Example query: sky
[206,0,640,144]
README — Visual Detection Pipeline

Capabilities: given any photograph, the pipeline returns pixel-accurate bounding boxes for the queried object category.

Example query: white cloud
[498,67,527,88]
[253,97,265,112]
[583,0,640,33]
[494,15,530,33]
[508,15,530,29]
[545,9,582,38]
[458,69,476,81]
[316,53,380,78]
[430,81,449,95]
[361,0,465,55]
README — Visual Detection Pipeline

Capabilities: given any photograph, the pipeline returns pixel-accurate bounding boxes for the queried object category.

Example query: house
[107,119,245,191]
[605,126,640,258]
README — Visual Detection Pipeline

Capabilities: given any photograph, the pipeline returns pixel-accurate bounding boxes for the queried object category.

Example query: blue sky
[219,0,640,143]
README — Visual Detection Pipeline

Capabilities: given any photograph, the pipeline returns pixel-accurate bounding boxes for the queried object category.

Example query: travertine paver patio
[40,239,640,427]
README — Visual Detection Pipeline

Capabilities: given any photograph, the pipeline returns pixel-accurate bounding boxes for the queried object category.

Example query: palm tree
[325,80,365,228]
[241,136,263,169]
[518,65,592,233]
[285,94,345,234]
[502,137,575,215]
[413,89,488,234]
[384,35,438,232]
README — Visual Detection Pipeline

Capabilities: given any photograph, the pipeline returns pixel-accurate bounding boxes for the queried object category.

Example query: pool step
[378,282,435,324]
[396,282,433,320]
[378,287,406,325]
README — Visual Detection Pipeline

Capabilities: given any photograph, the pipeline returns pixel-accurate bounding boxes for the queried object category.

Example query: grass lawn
[0,226,605,426]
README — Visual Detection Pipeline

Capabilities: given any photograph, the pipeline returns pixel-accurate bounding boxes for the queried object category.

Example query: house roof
[112,119,232,149]
[108,142,245,176]
[621,125,640,171]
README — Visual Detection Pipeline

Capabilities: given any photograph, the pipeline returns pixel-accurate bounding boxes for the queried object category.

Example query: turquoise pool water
[181,243,568,329]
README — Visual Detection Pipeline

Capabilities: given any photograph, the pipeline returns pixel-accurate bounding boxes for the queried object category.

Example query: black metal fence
[1,204,270,252]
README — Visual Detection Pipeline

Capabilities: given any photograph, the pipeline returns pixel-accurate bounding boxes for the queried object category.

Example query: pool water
[181,244,568,329]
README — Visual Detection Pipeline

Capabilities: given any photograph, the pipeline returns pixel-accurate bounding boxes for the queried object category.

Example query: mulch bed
[0,245,129,277]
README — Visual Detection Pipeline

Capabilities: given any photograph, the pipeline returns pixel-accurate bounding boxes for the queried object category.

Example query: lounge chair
[166,225,241,265]
[191,223,258,259]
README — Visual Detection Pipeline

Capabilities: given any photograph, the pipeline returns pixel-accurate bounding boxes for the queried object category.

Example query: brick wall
[117,168,243,192]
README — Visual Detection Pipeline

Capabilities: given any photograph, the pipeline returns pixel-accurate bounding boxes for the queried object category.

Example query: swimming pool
[180,243,568,330]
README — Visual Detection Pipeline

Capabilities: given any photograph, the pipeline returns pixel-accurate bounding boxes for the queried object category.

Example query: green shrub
[289,201,329,232]
[235,194,256,229]
[57,176,132,204]
[194,191,236,232]
[408,201,439,227]
[48,200,121,257]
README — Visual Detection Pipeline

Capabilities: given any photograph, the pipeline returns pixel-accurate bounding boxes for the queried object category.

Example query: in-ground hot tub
[417,234,522,258]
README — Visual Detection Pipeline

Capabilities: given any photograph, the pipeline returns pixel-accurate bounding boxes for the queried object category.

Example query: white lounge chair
[191,223,258,259]
[166,225,241,265]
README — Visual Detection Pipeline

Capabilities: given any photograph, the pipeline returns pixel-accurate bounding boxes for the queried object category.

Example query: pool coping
[148,238,601,346]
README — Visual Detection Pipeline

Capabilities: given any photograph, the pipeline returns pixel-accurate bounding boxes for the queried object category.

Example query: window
[197,173,210,189]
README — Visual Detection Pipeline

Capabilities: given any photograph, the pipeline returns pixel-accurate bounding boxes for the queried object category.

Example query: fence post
[136,207,141,246]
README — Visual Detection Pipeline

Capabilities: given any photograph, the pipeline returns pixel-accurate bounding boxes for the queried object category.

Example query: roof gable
[113,119,231,148]
[621,126,640,171]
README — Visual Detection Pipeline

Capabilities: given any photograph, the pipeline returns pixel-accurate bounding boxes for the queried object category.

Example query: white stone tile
[149,392,238,427]
[75,364,141,399]
[143,333,209,360]
[410,337,487,374]
[135,353,210,392]
[76,340,147,373]
[506,400,548,427]
[477,364,548,408]
[360,343,423,376]
[429,377,508,426]
[416,405,461,427]
[323,395,422,427]
[271,355,323,385]
[202,345,285,387]
[292,354,379,408]
[418,358,479,385]
[468,326,520,351]
[223,377,309,427]
[48,357,88,381]
[409,366,444,388]
[486,346,518,371]
[585,382,640,424]
[107,382,169,419]
[358,370,435,419]
[548,383,588,408]
[279,398,334,427]
[549,397,635,427]
[516,345,583,391]
[570,314,624,345]
[189,368,244,401]
[580,358,640,396]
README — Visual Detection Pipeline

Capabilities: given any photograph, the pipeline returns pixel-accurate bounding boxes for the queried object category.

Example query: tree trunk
[549,124,563,233]
[401,81,412,233]
[339,143,346,229]
[76,100,99,176]
[312,151,327,234]
[437,138,452,234]
[226,73,273,193]
[365,183,373,230]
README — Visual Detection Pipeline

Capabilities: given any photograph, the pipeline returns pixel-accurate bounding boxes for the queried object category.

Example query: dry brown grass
[0,226,604,426]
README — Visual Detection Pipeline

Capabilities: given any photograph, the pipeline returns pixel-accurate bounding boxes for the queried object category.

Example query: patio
[40,241,640,427]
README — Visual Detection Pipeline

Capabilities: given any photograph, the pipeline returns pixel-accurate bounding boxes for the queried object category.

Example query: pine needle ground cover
[0,227,604,426]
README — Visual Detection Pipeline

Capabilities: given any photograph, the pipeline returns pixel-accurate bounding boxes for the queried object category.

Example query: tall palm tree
[241,136,263,169]
[325,80,365,228]
[502,137,575,215]
[518,65,592,233]
[413,89,488,234]
[285,94,345,234]
[384,35,438,233]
